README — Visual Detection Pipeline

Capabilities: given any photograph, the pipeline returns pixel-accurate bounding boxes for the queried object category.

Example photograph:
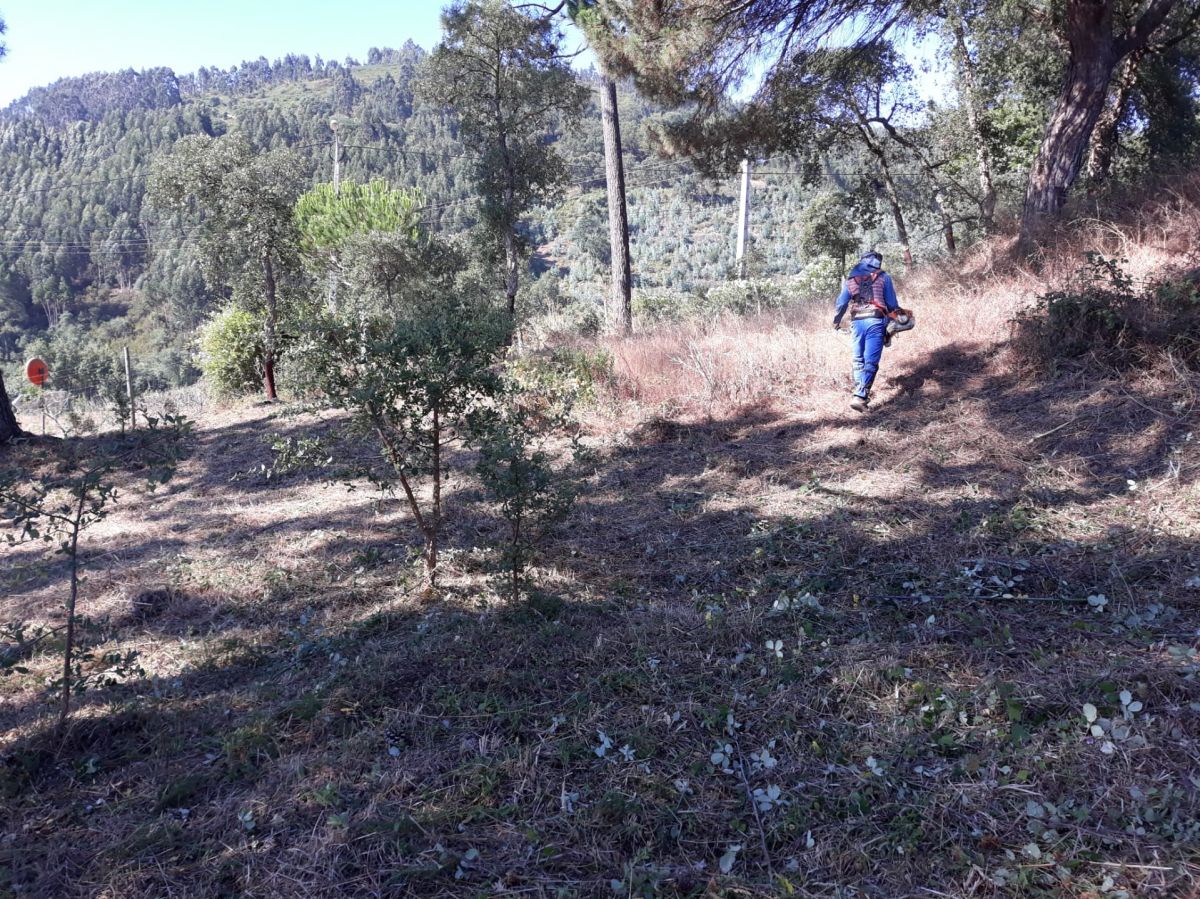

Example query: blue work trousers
[850,317,887,399]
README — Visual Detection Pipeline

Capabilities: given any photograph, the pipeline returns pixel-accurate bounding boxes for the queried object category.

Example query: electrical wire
[0,145,925,253]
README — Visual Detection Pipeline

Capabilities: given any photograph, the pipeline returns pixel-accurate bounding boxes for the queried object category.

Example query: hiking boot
[850,395,869,413]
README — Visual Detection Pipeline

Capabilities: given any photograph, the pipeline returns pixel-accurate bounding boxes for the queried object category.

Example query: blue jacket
[833,262,899,327]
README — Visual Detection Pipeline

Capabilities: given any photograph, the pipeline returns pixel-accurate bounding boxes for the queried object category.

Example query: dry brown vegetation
[2,179,1200,898]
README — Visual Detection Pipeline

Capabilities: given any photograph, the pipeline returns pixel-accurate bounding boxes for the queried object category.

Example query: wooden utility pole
[123,347,136,431]
[600,75,632,334]
[736,158,752,279]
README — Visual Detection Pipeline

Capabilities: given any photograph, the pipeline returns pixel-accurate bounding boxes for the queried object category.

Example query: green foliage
[699,280,787,318]
[419,0,587,307]
[299,233,510,585]
[1012,254,1200,370]
[198,305,264,397]
[632,288,694,324]
[0,416,191,728]
[19,318,139,429]
[476,369,589,600]
[148,134,309,398]
[294,179,425,272]
[798,191,861,283]
[632,281,786,325]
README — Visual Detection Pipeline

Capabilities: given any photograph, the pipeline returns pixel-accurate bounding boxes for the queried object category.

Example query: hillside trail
[5,328,1197,627]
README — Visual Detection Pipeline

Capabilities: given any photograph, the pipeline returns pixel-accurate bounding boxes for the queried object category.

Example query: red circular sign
[25,357,48,387]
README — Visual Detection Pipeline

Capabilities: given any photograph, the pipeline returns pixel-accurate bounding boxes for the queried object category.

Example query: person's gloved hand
[832,318,842,331]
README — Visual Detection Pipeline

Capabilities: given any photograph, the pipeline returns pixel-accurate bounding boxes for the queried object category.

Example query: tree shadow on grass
[2,344,1199,896]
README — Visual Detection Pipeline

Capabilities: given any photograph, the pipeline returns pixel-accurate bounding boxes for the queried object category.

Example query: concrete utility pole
[736,158,751,279]
[328,118,341,311]
[330,117,341,196]
[123,347,136,432]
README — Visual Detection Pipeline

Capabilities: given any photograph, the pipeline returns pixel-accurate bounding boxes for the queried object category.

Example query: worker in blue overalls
[832,251,900,413]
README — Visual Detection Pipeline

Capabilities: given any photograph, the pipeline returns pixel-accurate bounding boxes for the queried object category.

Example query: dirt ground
[2,326,1199,897]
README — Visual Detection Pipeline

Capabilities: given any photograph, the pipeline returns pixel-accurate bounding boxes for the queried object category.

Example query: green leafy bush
[508,346,614,405]
[198,305,263,397]
[633,280,788,326]
[20,317,141,427]
[557,300,603,338]
[698,279,787,317]
[1012,253,1200,370]
[632,288,694,324]
[476,365,592,600]
[21,317,125,398]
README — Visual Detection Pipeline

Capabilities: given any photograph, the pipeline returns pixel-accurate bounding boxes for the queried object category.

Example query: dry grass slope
[1,177,1200,898]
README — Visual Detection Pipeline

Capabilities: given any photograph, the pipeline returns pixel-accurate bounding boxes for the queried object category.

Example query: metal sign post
[25,357,48,435]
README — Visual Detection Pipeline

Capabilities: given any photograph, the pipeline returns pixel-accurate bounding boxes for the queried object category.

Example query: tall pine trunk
[600,75,632,335]
[1020,44,1117,244]
[496,122,520,320]
[0,371,22,445]
[1017,0,1180,249]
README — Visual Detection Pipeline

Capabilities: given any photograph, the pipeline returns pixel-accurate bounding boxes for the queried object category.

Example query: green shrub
[699,279,786,317]
[632,288,693,324]
[558,300,603,337]
[21,316,125,399]
[633,280,788,326]
[476,365,592,600]
[1012,253,1200,371]
[509,346,614,404]
[199,305,263,396]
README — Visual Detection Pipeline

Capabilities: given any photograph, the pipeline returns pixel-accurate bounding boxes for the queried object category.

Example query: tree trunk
[426,408,442,587]
[261,254,279,401]
[1020,45,1117,246]
[950,17,997,231]
[873,115,955,255]
[494,115,521,321]
[933,184,957,255]
[0,371,23,445]
[1017,0,1182,249]
[510,515,522,602]
[1087,49,1144,189]
[58,501,84,734]
[503,228,519,319]
[600,75,633,335]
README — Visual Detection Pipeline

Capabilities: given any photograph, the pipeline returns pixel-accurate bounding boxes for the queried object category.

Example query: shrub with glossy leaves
[199,305,263,397]
[1012,253,1200,370]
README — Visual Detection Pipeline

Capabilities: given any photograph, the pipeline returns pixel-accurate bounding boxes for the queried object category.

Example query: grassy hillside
[2,179,1199,897]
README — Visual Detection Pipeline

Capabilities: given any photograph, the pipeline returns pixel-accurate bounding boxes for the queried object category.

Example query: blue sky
[0,1,947,109]
[0,0,453,105]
